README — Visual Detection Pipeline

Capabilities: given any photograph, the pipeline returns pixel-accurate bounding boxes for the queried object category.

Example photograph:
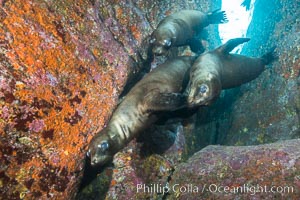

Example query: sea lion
[149,9,228,55]
[87,56,196,167]
[185,37,276,107]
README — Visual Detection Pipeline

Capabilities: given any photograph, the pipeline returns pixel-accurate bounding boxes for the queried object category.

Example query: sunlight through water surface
[219,0,256,53]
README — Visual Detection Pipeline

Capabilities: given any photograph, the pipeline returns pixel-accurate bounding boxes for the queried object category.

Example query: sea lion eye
[199,84,208,94]
[163,39,171,47]
[98,141,109,152]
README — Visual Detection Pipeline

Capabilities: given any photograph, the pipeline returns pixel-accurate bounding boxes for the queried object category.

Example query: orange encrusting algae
[0,0,133,199]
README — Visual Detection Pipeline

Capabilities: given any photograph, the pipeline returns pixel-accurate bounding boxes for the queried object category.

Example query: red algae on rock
[0,0,141,199]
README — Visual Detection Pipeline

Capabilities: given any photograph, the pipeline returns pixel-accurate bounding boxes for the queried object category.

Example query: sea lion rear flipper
[144,91,187,112]
[241,0,251,11]
[188,38,205,54]
[218,38,250,54]
[207,9,228,24]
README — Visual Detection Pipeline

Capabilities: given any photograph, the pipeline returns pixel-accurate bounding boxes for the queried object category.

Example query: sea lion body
[87,56,196,167]
[219,54,268,89]
[185,38,276,107]
[150,9,228,55]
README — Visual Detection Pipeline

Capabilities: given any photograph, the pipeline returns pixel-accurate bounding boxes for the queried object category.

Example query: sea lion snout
[186,88,212,107]
[90,156,99,166]
[185,73,221,107]
[152,46,165,55]
[151,39,172,55]
[87,144,113,167]
[87,131,115,167]
[186,86,202,107]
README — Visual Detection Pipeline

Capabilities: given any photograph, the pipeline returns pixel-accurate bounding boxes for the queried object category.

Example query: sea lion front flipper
[144,91,187,112]
[181,67,191,93]
[217,38,250,54]
[188,38,205,54]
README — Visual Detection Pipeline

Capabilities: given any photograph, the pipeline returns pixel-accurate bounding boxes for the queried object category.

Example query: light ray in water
[219,0,256,53]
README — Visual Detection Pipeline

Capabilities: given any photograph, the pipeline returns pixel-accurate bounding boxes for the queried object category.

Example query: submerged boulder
[169,139,300,199]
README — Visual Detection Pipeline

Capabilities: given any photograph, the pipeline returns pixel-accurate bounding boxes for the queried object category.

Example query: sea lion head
[87,128,121,167]
[150,29,174,55]
[186,72,221,107]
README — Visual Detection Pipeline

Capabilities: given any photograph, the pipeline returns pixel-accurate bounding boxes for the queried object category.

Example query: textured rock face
[0,0,143,199]
[194,0,300,149]
[169,139,300,199]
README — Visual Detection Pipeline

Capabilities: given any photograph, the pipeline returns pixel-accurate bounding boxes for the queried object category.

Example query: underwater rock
[0,0,148,198]
[106,141,174,200]
[78,139,176,200]
[169,139,300,199]
[102,120,192,199]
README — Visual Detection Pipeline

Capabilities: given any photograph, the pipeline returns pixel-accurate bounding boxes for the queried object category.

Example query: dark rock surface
[169,139,300,199]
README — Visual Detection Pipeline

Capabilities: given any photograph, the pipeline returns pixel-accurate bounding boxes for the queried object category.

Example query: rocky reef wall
[0,0,136,199]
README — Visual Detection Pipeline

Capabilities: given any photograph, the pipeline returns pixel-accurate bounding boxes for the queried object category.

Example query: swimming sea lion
[185,37,276,107]
[150,9,228,55]
[87,56,196,167]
